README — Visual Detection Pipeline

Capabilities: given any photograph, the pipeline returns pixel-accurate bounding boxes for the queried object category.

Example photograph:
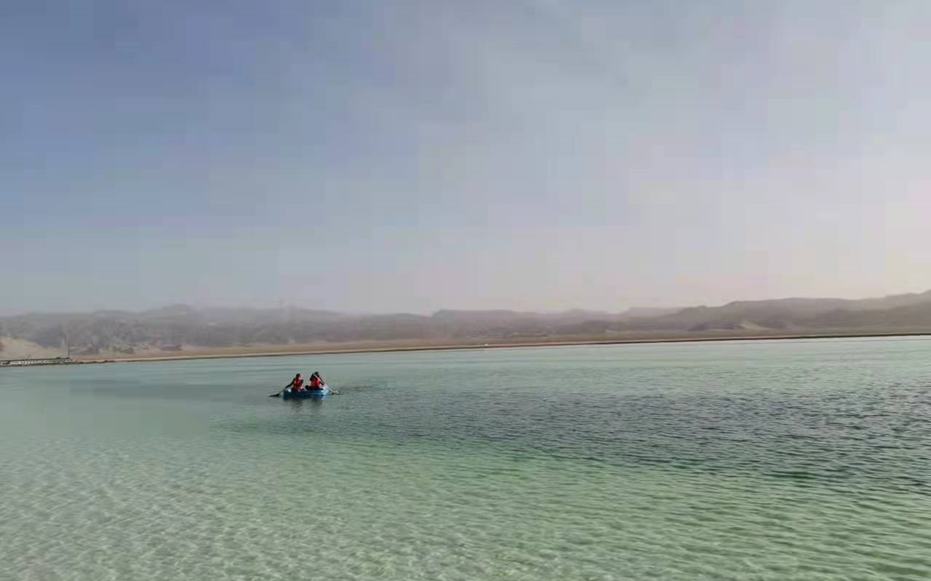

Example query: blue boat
[282,387,332,400]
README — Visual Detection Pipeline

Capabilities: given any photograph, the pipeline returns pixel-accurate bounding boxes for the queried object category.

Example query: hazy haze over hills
[3,290,931,359]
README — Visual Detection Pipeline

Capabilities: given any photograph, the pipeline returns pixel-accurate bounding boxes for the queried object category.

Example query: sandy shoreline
[67,330,931,365]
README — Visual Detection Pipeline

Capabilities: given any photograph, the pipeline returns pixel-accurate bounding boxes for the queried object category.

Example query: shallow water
[1,338,930,580]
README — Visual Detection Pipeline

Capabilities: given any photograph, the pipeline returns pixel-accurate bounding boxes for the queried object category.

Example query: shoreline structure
[2,330,925,367]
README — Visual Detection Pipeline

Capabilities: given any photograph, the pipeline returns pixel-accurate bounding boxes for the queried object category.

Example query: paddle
[317,375,339,395]
[270,381,295,397]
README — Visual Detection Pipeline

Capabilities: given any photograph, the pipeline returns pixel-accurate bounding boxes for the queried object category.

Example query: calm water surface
[1,338,930,580]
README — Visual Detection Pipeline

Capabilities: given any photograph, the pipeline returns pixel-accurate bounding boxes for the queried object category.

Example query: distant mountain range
[2,290,931,358]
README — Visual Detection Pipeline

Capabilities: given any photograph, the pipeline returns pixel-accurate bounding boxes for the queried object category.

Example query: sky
[2,0,930,314]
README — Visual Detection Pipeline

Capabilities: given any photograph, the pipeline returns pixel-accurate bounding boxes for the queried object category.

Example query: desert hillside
[3,290,931,359]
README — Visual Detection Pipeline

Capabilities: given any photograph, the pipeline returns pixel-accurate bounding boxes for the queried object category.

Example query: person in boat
[287,373,304,391]
[308,371,325,391]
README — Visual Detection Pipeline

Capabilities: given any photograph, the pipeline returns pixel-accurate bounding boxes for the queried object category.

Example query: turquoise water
[1,338,930,580]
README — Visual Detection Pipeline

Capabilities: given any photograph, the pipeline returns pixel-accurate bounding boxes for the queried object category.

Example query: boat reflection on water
[288,397,325,412]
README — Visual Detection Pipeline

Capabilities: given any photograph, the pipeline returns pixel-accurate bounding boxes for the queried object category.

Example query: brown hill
[2,290,930,357]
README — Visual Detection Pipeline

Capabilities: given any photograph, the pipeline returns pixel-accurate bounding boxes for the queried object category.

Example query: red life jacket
[309,376,321,389]
[292,378,304,390]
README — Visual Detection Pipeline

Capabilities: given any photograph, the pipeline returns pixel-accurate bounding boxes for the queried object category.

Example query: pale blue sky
[3,0,930,314]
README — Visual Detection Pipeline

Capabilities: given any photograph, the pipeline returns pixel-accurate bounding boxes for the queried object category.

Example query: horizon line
[3,286,931,319]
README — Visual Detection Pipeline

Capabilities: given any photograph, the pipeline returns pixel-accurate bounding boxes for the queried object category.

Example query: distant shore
[60,330,931,366]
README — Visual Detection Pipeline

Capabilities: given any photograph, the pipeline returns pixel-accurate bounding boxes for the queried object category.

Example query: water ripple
[1,339,930,580]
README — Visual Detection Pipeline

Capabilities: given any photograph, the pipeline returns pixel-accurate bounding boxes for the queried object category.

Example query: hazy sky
[3,0,930,314]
